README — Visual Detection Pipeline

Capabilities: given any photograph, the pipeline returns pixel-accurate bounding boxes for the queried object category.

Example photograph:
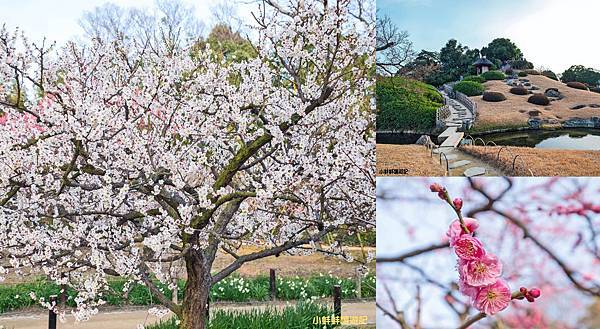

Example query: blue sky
[0,0,251,45]
[378,0,600,73]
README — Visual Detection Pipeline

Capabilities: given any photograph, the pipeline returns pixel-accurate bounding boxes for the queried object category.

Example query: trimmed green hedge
[518,71,528,77]
[528,94,550,106]
[376,76,444,131]
[481,70,505,81]
[566,81,589,90]
[482,91,506,102]
[463,75,486,83]
[453,81,485,96]
[510,87,529,95]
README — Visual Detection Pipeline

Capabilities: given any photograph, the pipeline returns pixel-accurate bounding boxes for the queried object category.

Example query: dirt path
[0,301,375,329]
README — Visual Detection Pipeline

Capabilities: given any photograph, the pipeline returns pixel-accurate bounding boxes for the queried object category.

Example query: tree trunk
[179,250,211,329]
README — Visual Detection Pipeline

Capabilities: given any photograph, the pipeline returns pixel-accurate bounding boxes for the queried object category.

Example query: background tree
[376,15,415,76]
[79,0,205,54]
[561,65,600,86]
[0,1,375,328]
[481,38,522,63]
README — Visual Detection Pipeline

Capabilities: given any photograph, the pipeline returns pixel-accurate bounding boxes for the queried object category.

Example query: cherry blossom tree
[377,177,599,328]
[0,0,375,328]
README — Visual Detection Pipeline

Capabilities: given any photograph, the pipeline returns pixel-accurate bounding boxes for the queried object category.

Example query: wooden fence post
[270,269,277,301]
[333,285,341,320]
[48,295,57,329]
[206,298,210,322]
[355,267,362,299]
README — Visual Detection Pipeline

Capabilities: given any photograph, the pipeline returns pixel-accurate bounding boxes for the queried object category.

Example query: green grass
[376,76,444,131]
[147,302,336,329]
[468,121,530,134]
[0,274,375,313]
[453,80,485,96]
[480,70,505,81]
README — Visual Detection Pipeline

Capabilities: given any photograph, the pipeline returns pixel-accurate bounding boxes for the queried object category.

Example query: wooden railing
[455,91,478,117]
[435,104,451,129]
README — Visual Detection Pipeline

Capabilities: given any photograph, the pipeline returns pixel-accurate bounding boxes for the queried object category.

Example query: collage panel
[0,0,376,328]
[376,0,600,177]
[376,177,599,328]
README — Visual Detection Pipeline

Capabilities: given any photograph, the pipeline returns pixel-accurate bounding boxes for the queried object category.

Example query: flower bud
[430,183,443,193]
[525,295,535,303]
[529,288,541,298]
[519,287,527,294]
[453,198,463,211]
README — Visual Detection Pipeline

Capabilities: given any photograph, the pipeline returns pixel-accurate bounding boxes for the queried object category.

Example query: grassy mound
[542,70,558,81]
[482,91,507,102]
[566,81,589,90]
[528,94,550,106]
[463,75,486,83]
[481,70,505,81]
[376,76,444,131]
[510,87,529,95]
[453,80,485,96]
[518,71,528,77]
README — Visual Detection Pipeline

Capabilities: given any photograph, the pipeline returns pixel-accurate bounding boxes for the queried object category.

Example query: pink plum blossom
[459,254,503,287]
[474,279,512,315]
[458,278,480,300]
[453,235,485,260]
[447,217,479,246]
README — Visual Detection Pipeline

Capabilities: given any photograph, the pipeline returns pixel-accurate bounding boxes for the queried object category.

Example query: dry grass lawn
[376,144,446,176]
[473,75,600,130]
[461,145,600,176]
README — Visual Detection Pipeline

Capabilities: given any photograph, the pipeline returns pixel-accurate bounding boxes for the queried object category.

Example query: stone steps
[463,167,486,177]
[440,132,464,148]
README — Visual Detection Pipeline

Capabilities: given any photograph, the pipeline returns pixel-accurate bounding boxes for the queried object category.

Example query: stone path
[0,301,375,329]
[434,147,504,177]
[433,91,494,176]
[437,92,474,149]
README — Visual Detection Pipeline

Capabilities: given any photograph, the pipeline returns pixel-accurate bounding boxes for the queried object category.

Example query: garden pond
[479,129,600,150]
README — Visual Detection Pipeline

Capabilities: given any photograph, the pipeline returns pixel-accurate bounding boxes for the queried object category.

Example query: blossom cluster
[431,183,542,317]
[447,217,511,315]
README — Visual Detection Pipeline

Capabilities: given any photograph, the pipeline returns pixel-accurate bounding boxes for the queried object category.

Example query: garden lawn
[461,145,600,176]
[472,75,600,132]
[376,144,446,176]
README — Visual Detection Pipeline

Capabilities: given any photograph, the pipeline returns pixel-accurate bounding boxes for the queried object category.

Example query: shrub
[566,81,589,90]
[481,70,505,81]
[376,76,443,131]
[541,70,558,80]
[528,94,550,106]
[505,68,514,76]
[524,69,540,75]
[482,91,506,102]
[453,81,485,96]
[518,71,528,77]
[510,87,529,95]
[463,75,486,83]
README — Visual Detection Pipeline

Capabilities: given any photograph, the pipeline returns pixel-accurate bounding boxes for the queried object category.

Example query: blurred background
[376,177,599,328]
